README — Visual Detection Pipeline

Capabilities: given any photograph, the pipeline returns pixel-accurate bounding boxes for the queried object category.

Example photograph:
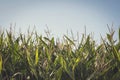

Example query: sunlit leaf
[35,47,39,65]
[0,54,2,74]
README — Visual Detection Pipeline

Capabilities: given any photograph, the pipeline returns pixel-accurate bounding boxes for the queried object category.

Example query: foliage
[0,27,120,80]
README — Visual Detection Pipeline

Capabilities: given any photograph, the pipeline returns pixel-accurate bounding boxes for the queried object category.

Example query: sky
[0,0,120,43]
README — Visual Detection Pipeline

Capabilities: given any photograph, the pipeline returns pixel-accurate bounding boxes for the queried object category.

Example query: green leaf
[26,49,32,66]
[51,37,54,45]
[113,46,120,62]
[44,37,50,42]
[35,47,39,65]
[107,34,112,43]
[40,37,48,48]
[64,35,75,46]
[72,58,81,72]
[56,67,63,80]
[0,54,2,74]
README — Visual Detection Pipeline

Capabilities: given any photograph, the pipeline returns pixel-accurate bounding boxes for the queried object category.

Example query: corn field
[0,27,120,80]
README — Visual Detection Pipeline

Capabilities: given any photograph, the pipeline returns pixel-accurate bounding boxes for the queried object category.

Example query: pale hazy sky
[0,0,120,42]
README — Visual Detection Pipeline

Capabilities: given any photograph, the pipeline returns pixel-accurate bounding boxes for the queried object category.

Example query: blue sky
[0,0,120,42]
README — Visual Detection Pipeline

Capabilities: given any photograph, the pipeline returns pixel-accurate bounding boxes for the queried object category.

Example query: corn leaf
[64,35,75,46]
[35,47,39,65]
[0,54,2,74]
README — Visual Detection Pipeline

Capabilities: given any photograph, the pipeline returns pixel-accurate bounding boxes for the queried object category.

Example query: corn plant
[0,27,119,80]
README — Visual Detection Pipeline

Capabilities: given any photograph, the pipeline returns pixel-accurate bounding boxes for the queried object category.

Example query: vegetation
[0,27,120,80]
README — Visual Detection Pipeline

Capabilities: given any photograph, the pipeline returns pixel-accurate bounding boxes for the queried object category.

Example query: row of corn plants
[0,27,120,80]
